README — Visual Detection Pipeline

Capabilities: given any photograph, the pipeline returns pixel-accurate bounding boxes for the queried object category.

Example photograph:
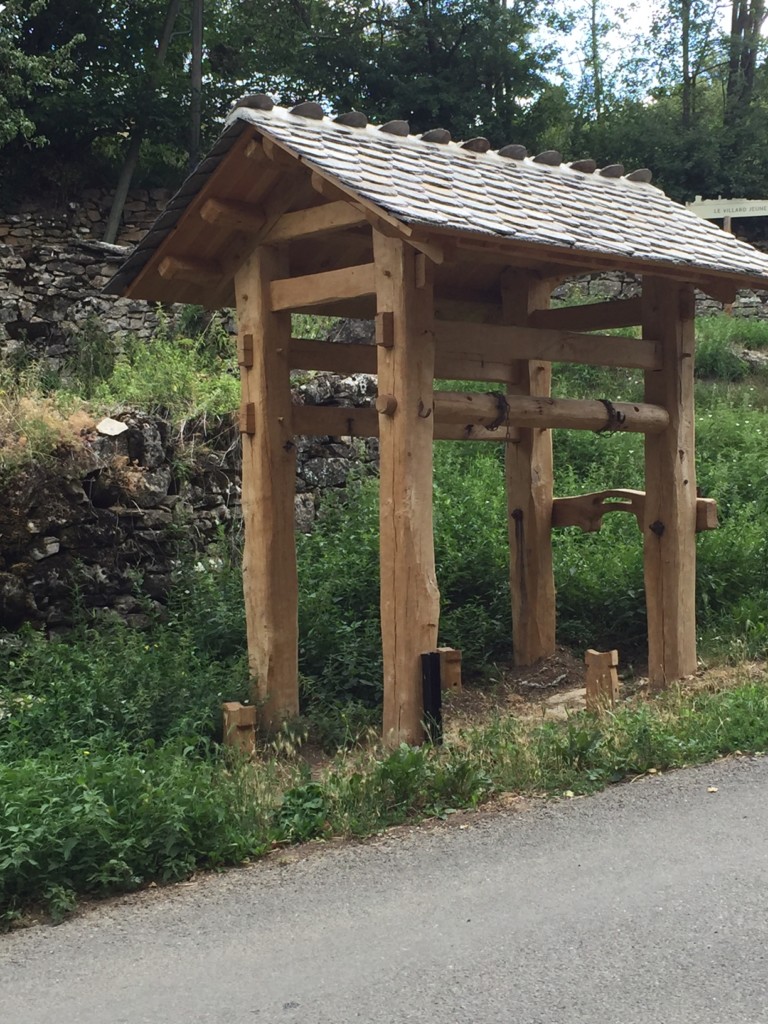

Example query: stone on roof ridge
[228,94,658,189]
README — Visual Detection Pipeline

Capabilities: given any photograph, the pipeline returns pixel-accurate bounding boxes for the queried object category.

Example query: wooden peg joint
[376,311,395,348]
[238,332,254,368]
[375,394,398,416]
[239,402,256,435]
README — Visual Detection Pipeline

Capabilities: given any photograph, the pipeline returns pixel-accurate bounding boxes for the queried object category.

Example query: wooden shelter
[107,96,768,745]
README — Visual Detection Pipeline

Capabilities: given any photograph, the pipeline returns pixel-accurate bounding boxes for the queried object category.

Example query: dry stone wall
[0,373,379,630]
[0,188,173,363]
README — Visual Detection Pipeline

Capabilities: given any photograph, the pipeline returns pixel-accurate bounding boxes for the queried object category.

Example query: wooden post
[221,701,257,756]
[584,649,620,710]
[642,277,698,689]
[374,231,440,746]
[234,247,300,728]
[501,270,556,665]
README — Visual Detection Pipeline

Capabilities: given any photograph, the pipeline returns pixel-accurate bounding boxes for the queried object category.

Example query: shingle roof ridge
[225,97,655,191]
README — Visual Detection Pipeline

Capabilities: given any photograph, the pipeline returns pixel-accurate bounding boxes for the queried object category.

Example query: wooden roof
[106,97,768,307]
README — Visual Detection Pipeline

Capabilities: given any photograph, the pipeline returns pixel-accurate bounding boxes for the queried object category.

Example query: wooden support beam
[374,231,439,746]
[435,391,669,434]
[292,403,378,437]
[435,319,661,372]
[552,489,718,533]
[288,331,659,384]
[420,226,757,301]
[200,197,266,234]
[234,247,299,729]
[270,263,377,312]
[291,395,669,439]
[502,271,556,667]
[263,200,369,244]
[290,337,377,375]
[529,297,643,333]
[642,278,698,689]
[585,650,620,710]
[158,255,221,283]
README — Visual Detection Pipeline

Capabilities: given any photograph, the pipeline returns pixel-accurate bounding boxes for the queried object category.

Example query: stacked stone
[0,240,164,365]
[0,381,381,630]
[554,271,768,318]
[0,188,172,249]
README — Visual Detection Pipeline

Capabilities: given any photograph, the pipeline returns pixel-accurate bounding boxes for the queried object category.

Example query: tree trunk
[104,0,183,244]
[189,0,204,171]
[681,0,692,128]
[725,0,766,120]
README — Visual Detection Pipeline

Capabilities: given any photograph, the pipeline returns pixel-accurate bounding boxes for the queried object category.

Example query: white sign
[687,196,768,219]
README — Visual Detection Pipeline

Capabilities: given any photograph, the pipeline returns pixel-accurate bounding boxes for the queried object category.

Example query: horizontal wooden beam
[270,263,377,311]
[158,255,221,283]
[435,391,669,434]
[289,326,659,383]
[263,200,369,244]
[292,403,378,438]
[290,337,377,375]
[529,297,643,333]
[414,226,762,300]
[199,197,266,234]
[291,393,669,438]
[435,319,661,371]
[552,488,718,533]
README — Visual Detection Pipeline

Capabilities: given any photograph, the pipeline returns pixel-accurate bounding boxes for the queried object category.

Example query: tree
[0,0,80,150]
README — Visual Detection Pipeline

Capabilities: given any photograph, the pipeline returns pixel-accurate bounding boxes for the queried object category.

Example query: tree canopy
[2,0,768,216]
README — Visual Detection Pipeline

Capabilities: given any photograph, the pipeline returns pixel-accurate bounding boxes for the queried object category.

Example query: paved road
[3,758,768,1024]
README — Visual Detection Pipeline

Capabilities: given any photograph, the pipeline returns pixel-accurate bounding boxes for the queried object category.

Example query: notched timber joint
[552,490,718,534]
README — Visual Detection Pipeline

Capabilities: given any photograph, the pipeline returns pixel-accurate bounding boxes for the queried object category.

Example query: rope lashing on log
[484,391,510,432]
[596,397,626,433]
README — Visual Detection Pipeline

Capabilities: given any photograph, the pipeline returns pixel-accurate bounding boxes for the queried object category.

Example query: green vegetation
[1,308,768,925]
[4,2,768,219]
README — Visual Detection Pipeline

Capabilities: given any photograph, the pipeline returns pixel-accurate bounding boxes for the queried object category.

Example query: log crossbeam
[291,393,671,438]
[552,489,718,533]
[270,263,376,311]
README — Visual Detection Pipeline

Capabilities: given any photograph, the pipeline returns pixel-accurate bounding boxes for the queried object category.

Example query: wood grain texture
[435,319,660,371]
[235,246,299,728]
[270,263,377,311]
[529,297,643,332]
[374,232,439,746]
[642,277,698,689]
[502,271,556,667]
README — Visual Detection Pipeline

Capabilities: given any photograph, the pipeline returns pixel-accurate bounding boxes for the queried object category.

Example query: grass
[3,672,768,927]
[2,307,768,924]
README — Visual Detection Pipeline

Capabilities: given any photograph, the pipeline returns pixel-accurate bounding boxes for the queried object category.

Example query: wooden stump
[584,650,620,710]
[437,647,462,692]
[222,702,257,756]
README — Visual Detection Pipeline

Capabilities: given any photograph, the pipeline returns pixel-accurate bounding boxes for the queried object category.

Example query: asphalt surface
[2,757,768,1024]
